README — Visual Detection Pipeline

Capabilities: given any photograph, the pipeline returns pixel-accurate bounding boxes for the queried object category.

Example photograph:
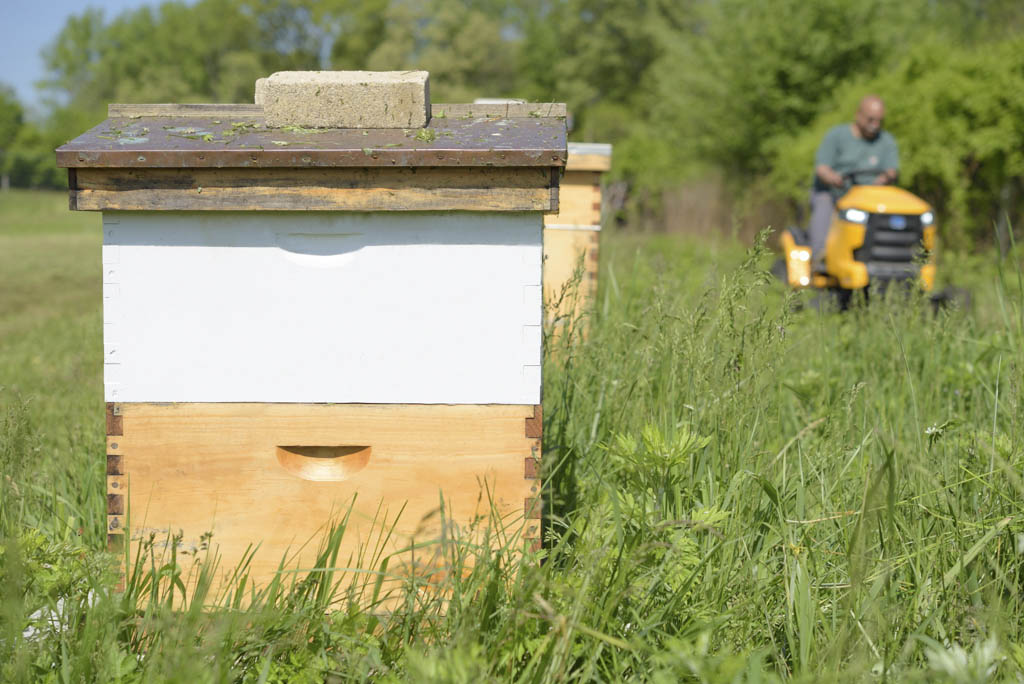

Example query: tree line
[1,0,1022,246]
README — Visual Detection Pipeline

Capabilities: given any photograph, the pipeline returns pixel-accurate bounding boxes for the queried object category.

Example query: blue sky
[1,0,179,114]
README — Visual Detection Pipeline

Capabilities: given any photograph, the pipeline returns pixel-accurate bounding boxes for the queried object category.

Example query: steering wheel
[841,168,889,191]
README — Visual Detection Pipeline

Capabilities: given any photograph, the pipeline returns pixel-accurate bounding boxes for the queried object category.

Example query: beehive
[56,81,566,594]
[542,142,612,327]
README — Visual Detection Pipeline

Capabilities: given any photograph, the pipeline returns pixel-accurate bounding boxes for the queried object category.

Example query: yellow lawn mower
[773,174,947,308]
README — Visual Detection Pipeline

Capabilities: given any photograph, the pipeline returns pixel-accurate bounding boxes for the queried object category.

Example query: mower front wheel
[771,258,788,283]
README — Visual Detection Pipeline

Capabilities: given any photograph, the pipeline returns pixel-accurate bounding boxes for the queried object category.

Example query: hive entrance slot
[276,445,371,481]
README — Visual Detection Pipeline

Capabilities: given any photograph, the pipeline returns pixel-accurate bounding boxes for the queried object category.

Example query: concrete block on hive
[254,77,267,105]
[261,70,430,129]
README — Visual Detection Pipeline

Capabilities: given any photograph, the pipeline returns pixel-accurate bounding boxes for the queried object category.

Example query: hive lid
[568,142,612,156]
[56,104,567,169]
[566,142,612,172]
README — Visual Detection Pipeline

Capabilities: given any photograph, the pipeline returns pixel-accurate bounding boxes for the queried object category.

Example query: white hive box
[57,92,566,596]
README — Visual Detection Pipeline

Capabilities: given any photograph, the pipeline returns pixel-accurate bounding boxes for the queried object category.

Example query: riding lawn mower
[774,172,956,308]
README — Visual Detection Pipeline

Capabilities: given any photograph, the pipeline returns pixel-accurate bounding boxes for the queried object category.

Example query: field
[2,189,1023,682]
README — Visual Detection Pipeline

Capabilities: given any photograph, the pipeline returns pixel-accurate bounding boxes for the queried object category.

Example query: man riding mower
[774,95,938,307]
[777,171,937,304]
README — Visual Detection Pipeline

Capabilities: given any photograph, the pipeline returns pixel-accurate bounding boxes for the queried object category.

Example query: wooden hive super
[542,142,612,329]
[57,82,566,597]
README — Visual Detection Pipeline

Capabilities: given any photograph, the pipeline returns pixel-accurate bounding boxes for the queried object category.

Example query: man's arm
[816,163,844,188]
[814,129,844,188]
[873,134,900,185]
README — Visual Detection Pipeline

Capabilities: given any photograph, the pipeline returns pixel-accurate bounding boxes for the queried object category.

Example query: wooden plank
[74,167,557,212]
[108,103,567,121]
[525,404,543,438]
[544,170,602,226]
[565,143,612,172]
[507,103,566,118]
[107,493,125,515]
[108,103,263,118]
[106,408,125,556]
[116,402,540,599]
[106,402,123,436]
[59,116,566,169]
[108,534,125,553]
[524,455,540,480]
[107,474,126,495]
[523,431,542,550]
[67,169,78,211]
[543,225,600,325]
[432,102,567,119]
[565,154,612,172]
[542,223,601,231]
[76,185,553,212]
[79,166,552,190]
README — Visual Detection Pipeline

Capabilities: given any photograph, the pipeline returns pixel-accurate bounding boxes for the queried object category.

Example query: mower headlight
[921,211,934,226]
[840,208,869,224]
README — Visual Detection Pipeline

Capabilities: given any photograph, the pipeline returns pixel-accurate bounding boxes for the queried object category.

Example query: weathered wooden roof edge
[56,103,568,169]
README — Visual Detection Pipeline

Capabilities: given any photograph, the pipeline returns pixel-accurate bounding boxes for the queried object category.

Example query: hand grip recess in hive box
[274,231,363,268]
[276,445,372,481]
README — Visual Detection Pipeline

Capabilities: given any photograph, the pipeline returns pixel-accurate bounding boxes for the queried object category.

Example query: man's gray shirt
[813,124,899,197]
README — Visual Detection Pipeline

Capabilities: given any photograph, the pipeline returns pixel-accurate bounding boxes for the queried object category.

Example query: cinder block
[254,78,268,105]
[261,71,430,129]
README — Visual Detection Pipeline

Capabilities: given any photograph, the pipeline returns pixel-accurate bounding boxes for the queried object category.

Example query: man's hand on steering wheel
[872,170,897,185]
[817,165,844,188]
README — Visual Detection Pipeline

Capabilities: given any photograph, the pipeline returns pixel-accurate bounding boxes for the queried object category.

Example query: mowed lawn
[2,189,1024,682]
[0,190,103,409]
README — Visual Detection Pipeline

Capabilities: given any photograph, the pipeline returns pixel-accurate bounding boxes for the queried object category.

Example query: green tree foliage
[770,38,1024,247]
[0,86,64,190]
[3,124,65,189]
[39,0,306,124]
[922,0,1024,42]
[517,0,692,138]
[17,0,1024,245]
[14,0,322,190]
[363,0,522,103]
[0,85,23,171]
[633,0,904,184]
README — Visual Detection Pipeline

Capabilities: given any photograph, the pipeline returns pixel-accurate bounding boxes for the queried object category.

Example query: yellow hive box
[543,142,612,331]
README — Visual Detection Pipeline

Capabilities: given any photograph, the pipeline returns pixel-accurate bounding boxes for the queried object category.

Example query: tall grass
[2,191,1023,681]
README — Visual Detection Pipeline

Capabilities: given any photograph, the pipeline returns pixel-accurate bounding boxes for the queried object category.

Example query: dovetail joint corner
[107,514,125,533]
[524,456,540,480]
[525,404,542,439]
[107,533,125,552]
[106,403,123,436]
[107,493,125,516]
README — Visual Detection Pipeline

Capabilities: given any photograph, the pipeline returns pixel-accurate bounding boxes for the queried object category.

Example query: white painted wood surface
[102,212,542,404]
[567,142,613,157]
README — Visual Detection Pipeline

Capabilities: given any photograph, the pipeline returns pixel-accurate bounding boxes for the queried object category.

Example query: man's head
[854,96,885,140]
